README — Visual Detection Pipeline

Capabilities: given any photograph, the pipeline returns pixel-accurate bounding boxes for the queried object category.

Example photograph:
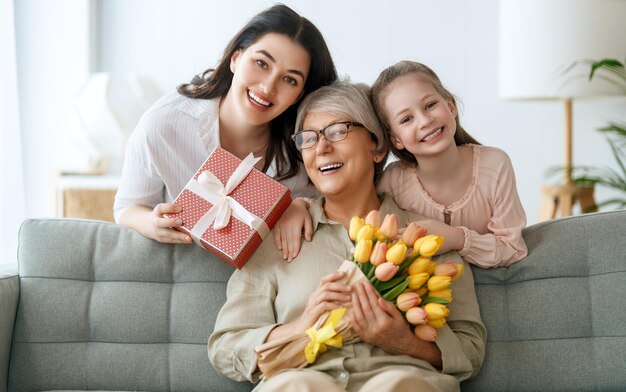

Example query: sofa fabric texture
[2,210,626,391]
[9,219,250,392]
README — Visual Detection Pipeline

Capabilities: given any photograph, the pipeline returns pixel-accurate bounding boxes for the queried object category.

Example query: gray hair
[295,80,387,155]
[295,80,389,183]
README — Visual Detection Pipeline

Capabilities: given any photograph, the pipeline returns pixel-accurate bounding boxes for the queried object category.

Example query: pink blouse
[377,144,528,268]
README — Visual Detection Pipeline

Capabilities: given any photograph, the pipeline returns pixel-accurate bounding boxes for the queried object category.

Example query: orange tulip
[379,213,398,239]
[414,324,438,342]
[365,210,381,228]
[396,292,421,312]
[375,262,399,282]
[406,306,428,324]
[434,262,460,279]
[369,241,388,266]
[401,222,426,245]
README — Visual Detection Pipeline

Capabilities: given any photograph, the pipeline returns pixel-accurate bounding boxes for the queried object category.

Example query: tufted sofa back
[464,209,626,391]
[11,218,252,392]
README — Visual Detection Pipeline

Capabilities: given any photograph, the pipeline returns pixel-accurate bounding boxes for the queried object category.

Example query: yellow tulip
[354,239,372,263]
[423,302,449,319]
[356,224,375,242]
[349,216,364,241]
[428,317,447,329]
[369,241,388,266]
[386,242,408,265]
[428,289,453,302]
[454,263,465,281]
[408,258,436,275]
[413,235,444,258]
[427,275,452,292]
[416,286,428,298]
[408,272,430,290]
[379,213,399,239]
[365,210,381,228]
[414,324,438,342]
[396,292,422,312]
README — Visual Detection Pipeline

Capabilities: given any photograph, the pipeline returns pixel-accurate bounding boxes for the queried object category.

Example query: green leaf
[422,296,451,305]
[589,58,625,80]
[377,273,409,292]
[382,278,409,301]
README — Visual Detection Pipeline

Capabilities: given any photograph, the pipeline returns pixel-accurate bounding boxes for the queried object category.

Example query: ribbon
[304,307,346,364]
[185,153,270,246]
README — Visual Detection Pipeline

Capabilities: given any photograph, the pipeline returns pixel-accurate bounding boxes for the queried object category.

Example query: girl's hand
[292,271,352,332]
[349,281,415,354]
[120,204,193,244]
[414,219,464,254]
[273,198,313,262]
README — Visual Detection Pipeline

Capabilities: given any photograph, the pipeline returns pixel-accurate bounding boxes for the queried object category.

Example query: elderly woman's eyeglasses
[291,121,363,150]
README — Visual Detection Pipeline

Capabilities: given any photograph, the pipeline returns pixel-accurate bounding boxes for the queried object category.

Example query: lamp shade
[498,0,626,100]
[73,73,162,173]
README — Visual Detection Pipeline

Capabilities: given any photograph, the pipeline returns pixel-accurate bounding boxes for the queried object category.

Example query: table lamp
[498,0,626,220]
[73,73,162,174]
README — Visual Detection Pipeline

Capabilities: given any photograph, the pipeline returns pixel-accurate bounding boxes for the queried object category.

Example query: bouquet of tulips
[349,210,464,342]
[255,209,463,378]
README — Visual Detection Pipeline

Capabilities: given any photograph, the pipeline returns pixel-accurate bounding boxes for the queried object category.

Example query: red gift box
[166,147,292,269]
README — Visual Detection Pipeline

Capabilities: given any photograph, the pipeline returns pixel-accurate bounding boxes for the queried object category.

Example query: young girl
[114,4,337,243]
[371,61,527,268]
[275,62,528,268]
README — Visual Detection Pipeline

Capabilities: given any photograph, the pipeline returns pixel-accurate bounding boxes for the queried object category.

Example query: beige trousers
[260,369,444,392]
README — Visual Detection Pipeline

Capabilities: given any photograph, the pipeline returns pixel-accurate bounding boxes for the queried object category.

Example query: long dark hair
[177,4,337,180]
[371,61,480,166]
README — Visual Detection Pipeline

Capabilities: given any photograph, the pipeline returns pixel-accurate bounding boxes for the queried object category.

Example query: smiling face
[225,33,310,126]
[301,112,384,198]
[383,74,458,158]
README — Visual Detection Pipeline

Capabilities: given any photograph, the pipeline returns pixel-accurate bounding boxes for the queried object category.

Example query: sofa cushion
[11,218,252,392]
[463,210,626,391]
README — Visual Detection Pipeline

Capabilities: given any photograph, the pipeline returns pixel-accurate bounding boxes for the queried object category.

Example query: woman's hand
[273,198,313,262]
[265,270,352,342]
[118,204,193,244]
[350,281,443,366]
[349,281,416,354]
[414,219,464,254]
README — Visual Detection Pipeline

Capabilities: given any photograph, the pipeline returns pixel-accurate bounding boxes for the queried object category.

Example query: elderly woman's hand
[349,281,416,353]
[293,271,352,332]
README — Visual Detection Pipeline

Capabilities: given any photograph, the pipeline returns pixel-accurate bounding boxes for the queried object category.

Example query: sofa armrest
[0,267,19,392]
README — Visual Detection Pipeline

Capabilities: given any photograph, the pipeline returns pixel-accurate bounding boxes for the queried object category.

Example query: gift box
[166,147,292,269]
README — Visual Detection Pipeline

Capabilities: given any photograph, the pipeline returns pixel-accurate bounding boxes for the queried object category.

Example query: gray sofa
[1,210,625,391]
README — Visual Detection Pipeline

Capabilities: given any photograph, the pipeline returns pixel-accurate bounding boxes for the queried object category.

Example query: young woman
[114,4,337,243]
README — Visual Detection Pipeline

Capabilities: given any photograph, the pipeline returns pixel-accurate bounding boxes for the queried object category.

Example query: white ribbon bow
[185,153,270,246]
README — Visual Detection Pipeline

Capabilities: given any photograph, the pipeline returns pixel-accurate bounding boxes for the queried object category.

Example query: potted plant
[550,58,626,210]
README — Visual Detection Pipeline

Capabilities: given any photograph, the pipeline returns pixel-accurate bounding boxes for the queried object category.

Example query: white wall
[16,0,626,226]
[15,0,92,218]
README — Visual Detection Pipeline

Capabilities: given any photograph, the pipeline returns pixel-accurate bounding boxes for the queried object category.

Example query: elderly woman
[208,81,486,392]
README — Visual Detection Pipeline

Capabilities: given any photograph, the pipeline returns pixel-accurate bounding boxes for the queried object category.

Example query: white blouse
[114,90,316,221]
